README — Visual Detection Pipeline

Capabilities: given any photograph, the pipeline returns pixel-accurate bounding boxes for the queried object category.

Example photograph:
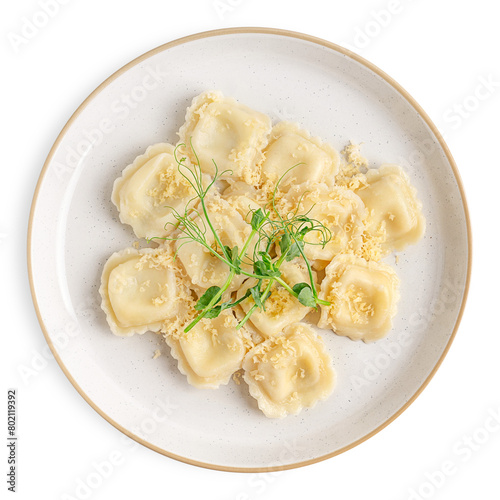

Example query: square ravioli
[177,91,272,185]
[99,246,191,336]
[111,143,209,240]
[355,164,425,254]
[318,254,400,342]
[164,310,251,389]
[243,323,336,418]
[279,182,366,268]
[260,121,340,190]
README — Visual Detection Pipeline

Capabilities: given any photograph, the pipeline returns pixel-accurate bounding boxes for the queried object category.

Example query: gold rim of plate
[27,27,473,473]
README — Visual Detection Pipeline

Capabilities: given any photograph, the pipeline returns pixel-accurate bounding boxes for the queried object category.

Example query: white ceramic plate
[29,28,471,471]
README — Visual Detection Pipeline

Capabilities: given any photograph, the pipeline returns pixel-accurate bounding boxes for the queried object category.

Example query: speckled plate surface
[28,28,471,471]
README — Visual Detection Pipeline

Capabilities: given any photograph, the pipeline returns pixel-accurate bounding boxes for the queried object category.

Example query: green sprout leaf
[194,286,222,310]
[253,259,280,278]
[295,285,316,308]
[279,231,291,256]
[253,260,267,277]
[203,306,222,319]
[231,245,240,266]
[286,240,304,261]
[250,208,265,230]
[257,251,273,266]
[250,284,264,309]
[292,282,311,295]
[223,245,241,273]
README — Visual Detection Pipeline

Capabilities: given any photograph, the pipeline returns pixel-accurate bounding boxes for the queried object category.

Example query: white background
[2,1,499,499]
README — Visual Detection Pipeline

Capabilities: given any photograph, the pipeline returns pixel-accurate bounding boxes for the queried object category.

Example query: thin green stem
[236,280,274,330]
[290,231,319,298]
[274,277,296,297]
[239,228,258,259]
[316,298,330,306]
[199,196,230,260]
[236,303,257,330]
